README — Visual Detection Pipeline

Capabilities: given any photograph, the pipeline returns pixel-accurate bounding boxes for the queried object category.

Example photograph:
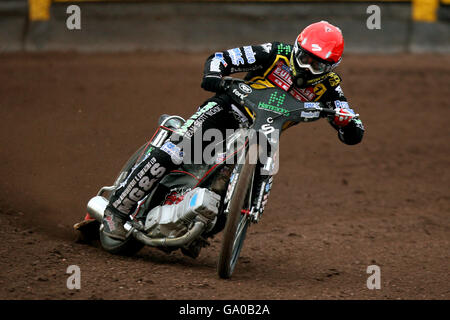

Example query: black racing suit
[107,42,365,223]
[203,42,364,145]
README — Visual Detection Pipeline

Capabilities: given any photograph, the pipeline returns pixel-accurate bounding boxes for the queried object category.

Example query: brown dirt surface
[0,52,449,300]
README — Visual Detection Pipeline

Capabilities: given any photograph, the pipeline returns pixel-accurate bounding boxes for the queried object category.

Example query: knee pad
[159,140,184,166]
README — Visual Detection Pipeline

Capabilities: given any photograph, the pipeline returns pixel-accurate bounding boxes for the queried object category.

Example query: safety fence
[1,0,449,52]
[27,0,450,22]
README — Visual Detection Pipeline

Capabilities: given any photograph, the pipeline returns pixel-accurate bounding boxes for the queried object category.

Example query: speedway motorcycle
[74,77,356,279]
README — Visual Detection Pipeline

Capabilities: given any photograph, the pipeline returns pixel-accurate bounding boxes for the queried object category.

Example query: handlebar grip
[319,108,336,118]
[219,77,232,91]
[220,76,245,91]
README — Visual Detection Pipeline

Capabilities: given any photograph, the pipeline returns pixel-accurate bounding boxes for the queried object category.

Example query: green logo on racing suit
[258,92,290,116]
[176,101,217,135]
[277,44,292,56]
[268,92,285,107]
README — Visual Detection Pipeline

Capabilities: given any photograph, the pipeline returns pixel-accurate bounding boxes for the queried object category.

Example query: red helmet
[290,21,344,87]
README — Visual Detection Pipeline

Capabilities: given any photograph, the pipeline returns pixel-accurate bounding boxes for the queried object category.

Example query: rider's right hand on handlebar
[333,107,355,127]
[201,74,223,93]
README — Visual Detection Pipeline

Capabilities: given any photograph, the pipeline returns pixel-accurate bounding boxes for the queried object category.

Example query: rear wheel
[217,149,256,279]
[99,143,149,255]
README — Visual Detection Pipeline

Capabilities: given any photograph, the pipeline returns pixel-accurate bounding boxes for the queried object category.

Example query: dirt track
[0,52,449,300]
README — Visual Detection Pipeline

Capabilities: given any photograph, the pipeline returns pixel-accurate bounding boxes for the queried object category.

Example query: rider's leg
[102,94,244,240]
[103,145,181,240]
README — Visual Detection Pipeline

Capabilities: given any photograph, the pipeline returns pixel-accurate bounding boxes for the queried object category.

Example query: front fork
[244,159,274,224]
[249,175,273,223]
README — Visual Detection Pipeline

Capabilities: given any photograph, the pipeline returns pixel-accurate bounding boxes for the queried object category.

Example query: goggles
[293,45,335,75]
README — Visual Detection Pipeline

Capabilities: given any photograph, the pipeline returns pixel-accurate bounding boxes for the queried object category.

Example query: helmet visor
[294,46,333,75]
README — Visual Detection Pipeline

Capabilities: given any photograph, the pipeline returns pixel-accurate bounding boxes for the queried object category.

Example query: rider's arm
[322,75,365,145]
[331,116,365,145]
[201,43,278,92]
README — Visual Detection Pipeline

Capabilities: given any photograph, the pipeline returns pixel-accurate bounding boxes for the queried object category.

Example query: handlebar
[312,106,359,120]
[220,77,359,121]
[219,76,244,91]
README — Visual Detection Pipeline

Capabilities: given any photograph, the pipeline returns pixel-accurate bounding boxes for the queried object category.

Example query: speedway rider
[102,21,365,241]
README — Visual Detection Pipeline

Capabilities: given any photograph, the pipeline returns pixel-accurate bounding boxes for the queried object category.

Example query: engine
[144,188,221,239]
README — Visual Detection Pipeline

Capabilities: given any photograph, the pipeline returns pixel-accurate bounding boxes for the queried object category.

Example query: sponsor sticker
[354,119,365,130]
[335,85,344,97]
[238,83,252,94]
[230,65,263,73]
[329,73,341,87]
[233,89,247,100]
[277,44,291,55]
[258,92,290,116]
[258,102,291,116]
[304,102,321,109]
[113,157,166,214]
[261,43,272,53]
[178,101,217,136]
[210,52,227,72]
[243,46,256,64]
[306,73,328,86]
[228,48,245,66]
[301,111,320,119]
[161,141,184,165]
[267,61,292,92]
[268,92,285,107]
[225,172,239,204]
[334,100,350,110]
[290,87,314,102]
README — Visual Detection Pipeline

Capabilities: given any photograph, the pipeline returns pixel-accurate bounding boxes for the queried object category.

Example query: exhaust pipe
[87,195,208,248]
[132,220,206,248]
[86,196,108,222]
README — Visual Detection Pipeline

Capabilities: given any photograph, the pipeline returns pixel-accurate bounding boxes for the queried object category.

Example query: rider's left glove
[201,74,222,93]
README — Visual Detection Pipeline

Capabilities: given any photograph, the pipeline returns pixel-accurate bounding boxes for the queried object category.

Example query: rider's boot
[102,206,129,240]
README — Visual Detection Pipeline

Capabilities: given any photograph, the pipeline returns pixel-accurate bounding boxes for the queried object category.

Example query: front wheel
[217,149,256,279]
